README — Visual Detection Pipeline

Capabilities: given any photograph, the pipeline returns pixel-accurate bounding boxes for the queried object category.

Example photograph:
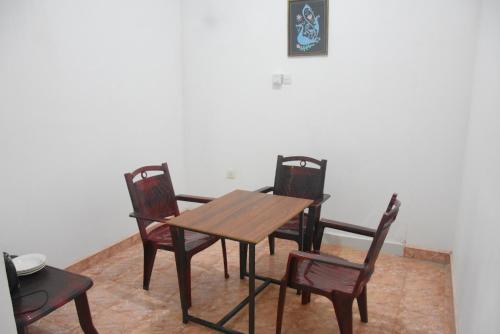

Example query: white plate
[13,254,46,274]
[17,262,46,274]
[17,264,46,276]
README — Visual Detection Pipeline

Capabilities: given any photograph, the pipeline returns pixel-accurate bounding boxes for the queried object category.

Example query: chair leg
[292,251,301,295]
[290,238,302,295]
[332,293,354,334]
[268,235,275,255]
[221,238,229,279]
[16,324,27,334]
[143,243,157,290]
[301,289,311,305]
[276,280,288,334]
[74,292,98,334]
[357,286,368,323]
[313,225,325,252]
[293,253,301,295]
[186,258,192,308]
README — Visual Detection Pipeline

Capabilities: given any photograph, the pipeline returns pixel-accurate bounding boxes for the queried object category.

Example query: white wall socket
[283,74,292,85]
[272,74,283,89]
[226,169,236,179]
[272,74,292,89]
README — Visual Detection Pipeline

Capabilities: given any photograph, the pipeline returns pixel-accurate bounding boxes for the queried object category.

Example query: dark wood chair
[276,194,401,334]
[124,163,229,307]
[257,155,330,253]
[13,266,98,334]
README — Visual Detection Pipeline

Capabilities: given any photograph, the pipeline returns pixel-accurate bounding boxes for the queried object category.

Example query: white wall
[453,0,500,332]
[181,0,479,251]
[1,4,498,331]
[0,0,490,270]
[0,0,185,267]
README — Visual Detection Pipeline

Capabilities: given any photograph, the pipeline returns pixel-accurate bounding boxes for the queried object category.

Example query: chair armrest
[176,194,215,204]
[319,219,376,237]
[254,186,274,193]
[129,212,170,223]
[310,193,331,208]
[289,250,365,271]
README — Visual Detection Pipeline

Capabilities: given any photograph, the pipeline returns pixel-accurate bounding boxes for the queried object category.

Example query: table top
[167,189,313,244]
[12,266,93,326]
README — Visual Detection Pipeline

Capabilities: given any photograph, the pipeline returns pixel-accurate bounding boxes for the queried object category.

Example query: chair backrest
[354,194,400,294]
[273,155,327,200]
[124,163,180,240]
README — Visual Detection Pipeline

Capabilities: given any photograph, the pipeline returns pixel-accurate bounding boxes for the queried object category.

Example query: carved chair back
[124,163,180,240]
[273,155,327,201]
[354,194,400,295]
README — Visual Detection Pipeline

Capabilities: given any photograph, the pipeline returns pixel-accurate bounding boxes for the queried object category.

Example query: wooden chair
[257,155,330,253]
[14,266,98,334]
[124,163,229,307]
[276,194,401,334]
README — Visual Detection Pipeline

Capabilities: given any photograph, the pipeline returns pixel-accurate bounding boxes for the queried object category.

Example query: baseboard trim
[449,253,458,333]
[65,229,451,274]
[403,245,451,264]
[66,233,141,273]
[322,230,404,256]
[322,231,451,264]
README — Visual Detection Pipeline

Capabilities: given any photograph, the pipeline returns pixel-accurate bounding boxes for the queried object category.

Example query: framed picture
[288,0,329,57]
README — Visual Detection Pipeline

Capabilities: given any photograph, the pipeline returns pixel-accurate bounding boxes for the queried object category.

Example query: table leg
[297,212,305,295]
[239,242,248,279]
[248,244,255,334]
[74,292,98,334]
[172,227,189,323]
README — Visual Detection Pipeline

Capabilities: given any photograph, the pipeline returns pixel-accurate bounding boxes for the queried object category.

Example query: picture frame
[288,0,329,57]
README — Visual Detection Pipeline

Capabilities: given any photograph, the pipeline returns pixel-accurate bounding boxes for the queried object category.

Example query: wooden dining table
[156,189,312,334]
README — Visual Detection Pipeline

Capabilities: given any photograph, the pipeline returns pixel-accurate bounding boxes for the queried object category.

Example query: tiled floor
[28,240,455,333]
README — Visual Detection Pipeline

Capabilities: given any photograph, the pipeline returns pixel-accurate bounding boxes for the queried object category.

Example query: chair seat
[291,253,361,295]
[13,266,93,327]
[147,224,218,252]
[275,214,309,236]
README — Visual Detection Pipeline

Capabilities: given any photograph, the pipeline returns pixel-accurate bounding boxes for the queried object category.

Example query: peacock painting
[288,0,329,56]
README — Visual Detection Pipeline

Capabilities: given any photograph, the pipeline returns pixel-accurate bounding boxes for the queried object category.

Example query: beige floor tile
[26,239,455,333]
